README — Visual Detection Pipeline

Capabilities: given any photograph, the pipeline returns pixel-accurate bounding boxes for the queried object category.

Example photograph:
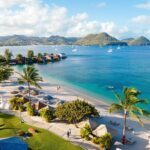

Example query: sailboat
[107,48,113,53]
[72,49,77,52]
[117,46,121,50]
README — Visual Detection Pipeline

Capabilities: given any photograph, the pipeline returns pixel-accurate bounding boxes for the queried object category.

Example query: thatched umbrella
[11,91,19,94]
[31,89,39,96]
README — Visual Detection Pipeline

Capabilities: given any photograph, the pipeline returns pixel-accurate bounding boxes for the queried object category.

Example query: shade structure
[0,137,28,150]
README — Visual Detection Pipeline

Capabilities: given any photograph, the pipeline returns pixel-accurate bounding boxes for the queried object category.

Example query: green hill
[129,36,150,46]
[75,32,127,46]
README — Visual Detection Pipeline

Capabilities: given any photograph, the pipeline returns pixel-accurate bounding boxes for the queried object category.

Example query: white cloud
[132,15,150,25]
[97,2,107,8]
[0,0,130,38]
[100,22,129,37]
[136,1,150,9]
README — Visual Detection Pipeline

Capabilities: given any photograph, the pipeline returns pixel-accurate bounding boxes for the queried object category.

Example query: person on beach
[57,85,61,92]
[67,131,70,138]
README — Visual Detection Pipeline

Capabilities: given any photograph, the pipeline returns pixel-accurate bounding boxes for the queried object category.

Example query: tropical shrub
[55,99,99,124]
[40,107,55,122]
[84,136,91,141]
[92,137,101,144]
[19,105,25,112]
[26,102,35,116]
[99,133,112,150]
[80,124,92,140]
[9,97,23,111]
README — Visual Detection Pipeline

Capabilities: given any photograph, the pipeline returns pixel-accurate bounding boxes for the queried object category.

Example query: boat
[107,86,115,90]
[72,49,77,52]
[117,46,121,50]
[107,48,113,53]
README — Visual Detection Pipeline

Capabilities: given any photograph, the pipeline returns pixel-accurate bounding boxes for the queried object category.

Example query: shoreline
[1,71,150,150]
[14,68,150,123]
[41,74,150,125]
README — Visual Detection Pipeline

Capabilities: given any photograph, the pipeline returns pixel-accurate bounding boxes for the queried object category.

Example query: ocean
[1,45,150,110]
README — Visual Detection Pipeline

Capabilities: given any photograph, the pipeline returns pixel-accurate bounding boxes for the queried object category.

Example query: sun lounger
[126,138,136,145]
[126,126,134,132]
[109,120,120,126]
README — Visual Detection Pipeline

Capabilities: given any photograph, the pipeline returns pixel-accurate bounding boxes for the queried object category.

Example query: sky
[0,0,150,39]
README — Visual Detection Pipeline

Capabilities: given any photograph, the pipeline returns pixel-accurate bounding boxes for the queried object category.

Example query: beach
[0,72,150,150]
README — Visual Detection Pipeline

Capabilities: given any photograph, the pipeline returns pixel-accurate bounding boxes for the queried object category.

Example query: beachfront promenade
[0,74,150,150]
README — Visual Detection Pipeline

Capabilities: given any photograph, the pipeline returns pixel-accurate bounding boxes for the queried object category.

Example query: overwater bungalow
[58,53,67,59]
[9,59,17,65]
[8,52,67,65]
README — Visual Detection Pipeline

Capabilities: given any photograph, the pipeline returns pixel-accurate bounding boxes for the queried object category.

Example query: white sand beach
[0,72,150,150]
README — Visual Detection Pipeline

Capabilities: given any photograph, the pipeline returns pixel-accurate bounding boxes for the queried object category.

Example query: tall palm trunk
[122,109,127,144]
[28,82,31,102]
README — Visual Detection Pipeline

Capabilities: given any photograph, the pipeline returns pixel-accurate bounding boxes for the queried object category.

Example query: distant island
[0,32,150,46]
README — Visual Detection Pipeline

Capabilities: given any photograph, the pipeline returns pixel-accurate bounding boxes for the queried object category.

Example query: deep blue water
[0,45,150,109]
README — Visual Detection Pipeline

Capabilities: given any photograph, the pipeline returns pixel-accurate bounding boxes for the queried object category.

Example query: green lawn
[0,113,83,150]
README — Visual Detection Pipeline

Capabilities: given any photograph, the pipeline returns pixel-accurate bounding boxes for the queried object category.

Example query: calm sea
[0,45,150,110]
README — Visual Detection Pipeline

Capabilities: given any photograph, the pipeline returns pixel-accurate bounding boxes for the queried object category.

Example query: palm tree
[16,54,23,63]
[18,66,43,101]
[109,87,150,144]
[4,49,12,64]
[0,65,13,83]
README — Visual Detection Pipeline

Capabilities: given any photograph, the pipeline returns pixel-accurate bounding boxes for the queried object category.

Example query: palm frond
[132,99,148,105]
[129,106,143,115]
[109,104,123,113]
[113,90,122,103]
[129,111,144,127]
[142,110,150,117]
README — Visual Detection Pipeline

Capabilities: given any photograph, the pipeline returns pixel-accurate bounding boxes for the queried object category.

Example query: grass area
[0,113,83,150]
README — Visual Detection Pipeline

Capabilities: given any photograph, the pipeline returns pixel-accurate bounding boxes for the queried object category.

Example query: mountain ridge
[0,33,149,46]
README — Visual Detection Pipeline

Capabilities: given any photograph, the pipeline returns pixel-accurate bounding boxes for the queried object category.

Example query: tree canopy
[40,107,55,122]
[55,99,99,124]
[27,50,34,59]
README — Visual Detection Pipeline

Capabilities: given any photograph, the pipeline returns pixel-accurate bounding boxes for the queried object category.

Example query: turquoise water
[1,45,150,109]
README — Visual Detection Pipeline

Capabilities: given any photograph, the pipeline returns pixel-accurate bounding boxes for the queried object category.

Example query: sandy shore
[0,72,150,150]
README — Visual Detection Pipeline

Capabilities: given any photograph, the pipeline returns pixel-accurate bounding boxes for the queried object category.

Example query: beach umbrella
[43,95,53,100]
[11,91,19,94]
[39,91,45,95]
[18,86,25,91]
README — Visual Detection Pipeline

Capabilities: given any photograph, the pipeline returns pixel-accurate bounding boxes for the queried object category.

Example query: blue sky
[45,0,150,24]
[0,0,150,38]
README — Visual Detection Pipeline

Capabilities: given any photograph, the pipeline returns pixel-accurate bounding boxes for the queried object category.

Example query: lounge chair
[126,126,134,132]
[109,120,120,126]
[126,138,136,145]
